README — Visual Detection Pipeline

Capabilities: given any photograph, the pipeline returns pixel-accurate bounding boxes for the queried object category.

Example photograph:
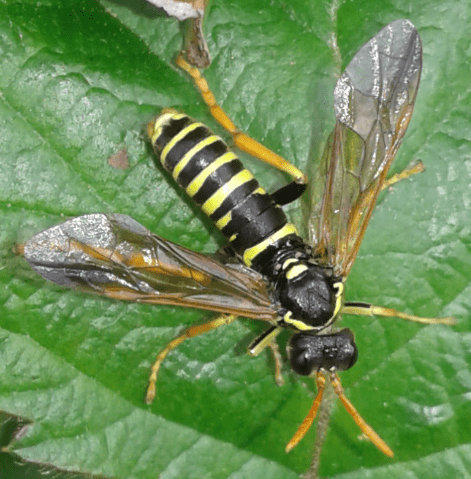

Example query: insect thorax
[254,237,342,332]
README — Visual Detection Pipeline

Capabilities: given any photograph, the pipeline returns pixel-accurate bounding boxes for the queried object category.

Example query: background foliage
[0,0,469,478]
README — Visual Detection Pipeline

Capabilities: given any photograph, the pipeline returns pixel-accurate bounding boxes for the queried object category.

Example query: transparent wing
[24,213,277,320]
[308,20,422,277]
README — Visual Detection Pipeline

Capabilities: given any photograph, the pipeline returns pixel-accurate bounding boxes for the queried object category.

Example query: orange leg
[285,371,394,457]
[175,54,307,185]
[146,314,238,404]
[285,372,326,452]
[330,373,393,457]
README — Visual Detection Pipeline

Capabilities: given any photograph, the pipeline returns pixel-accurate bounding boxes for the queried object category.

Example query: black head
[287,328,358,376]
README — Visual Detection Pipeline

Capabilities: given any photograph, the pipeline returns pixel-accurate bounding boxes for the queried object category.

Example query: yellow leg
[175,54,307,185]
[341,302,456,325]
[343,160,456,325]
[248,326,284,386]
[356,161,426,219]
[344,160,442,276]
[267,340,285,387]
[381,161,425,191]
[145,314,238,404]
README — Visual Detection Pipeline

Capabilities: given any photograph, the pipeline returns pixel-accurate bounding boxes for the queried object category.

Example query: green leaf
[0,1,469,478]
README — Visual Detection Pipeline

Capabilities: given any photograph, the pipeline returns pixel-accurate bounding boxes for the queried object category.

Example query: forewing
[24,213,277,320]
[308,20,422,277]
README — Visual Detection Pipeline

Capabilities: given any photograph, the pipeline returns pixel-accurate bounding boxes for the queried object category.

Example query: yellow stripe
[202,169,255,216]
[215,210,232,230]
[172,135,220,181]
[285,264,308,280]
[282,258,298,270]
[185,151,237,197]
[161,122,204,166]
[243,223,298,267]
[150,110,186,145]
[283,314,316,331]
[332,281,344,318]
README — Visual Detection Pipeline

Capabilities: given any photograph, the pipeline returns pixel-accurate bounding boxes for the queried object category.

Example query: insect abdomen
[148,109,298,268]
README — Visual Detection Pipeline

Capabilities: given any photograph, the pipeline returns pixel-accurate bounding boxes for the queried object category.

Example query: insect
[20,20,454,457]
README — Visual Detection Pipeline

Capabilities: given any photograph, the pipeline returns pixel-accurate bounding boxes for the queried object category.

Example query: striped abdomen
[148,109,298,270]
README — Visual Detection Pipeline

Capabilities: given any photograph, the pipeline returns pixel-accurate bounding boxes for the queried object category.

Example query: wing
[307,20,422,277]
[23,213,278,320]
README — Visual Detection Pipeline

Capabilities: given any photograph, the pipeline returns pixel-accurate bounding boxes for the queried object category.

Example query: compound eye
[288,334,321,376]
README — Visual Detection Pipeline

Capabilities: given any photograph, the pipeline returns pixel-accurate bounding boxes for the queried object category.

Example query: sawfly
[20,20,454,456]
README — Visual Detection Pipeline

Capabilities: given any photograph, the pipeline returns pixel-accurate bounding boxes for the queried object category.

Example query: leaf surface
[0,1,469,478]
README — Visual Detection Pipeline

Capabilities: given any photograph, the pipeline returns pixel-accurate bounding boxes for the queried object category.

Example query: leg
[343,160,437,275]
[176,54,307,185]
[248,325,284,386]
[285,372,325,452]
[267,340,285,387]
[355,161,426,221]
[270,181,307,206]
[381,160,425,191]
[342,302,456,325]
[285,372,394,457]
[330,373,393,457]
[145,314,238,404]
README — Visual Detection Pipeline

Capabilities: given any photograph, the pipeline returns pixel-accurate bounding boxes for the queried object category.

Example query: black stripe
[163,126,212,172]
[220,192,275,238]
[188,160,245,202]
[344,302,370,308]
[230,207,288,252]
[153,116,192,153]
[177,141,234,188]
[195,178,258,213]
